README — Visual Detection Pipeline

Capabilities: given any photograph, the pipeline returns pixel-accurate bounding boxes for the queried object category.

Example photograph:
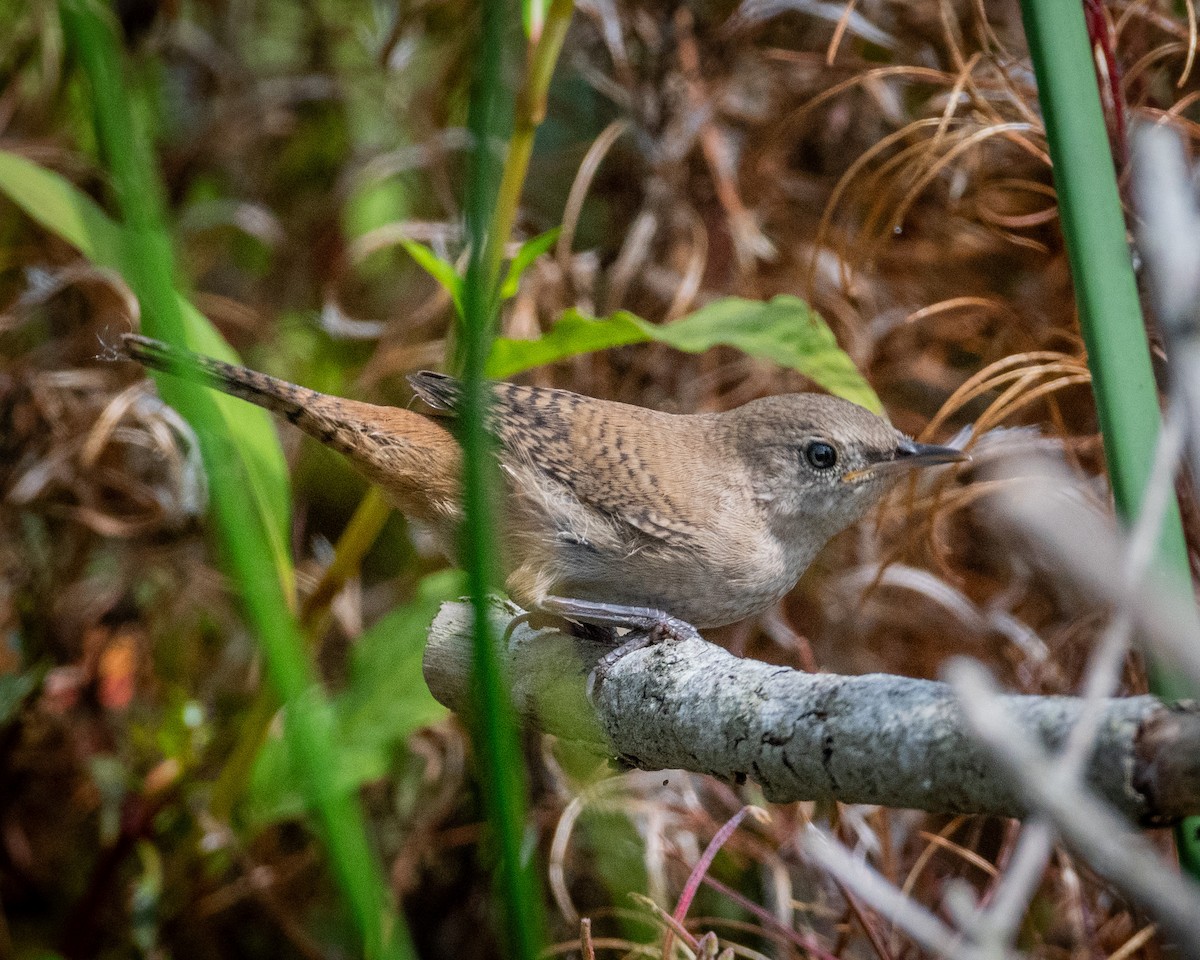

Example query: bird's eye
[805,441,838,470]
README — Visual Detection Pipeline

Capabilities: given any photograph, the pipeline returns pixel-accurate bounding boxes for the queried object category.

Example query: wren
[118,333,967,648]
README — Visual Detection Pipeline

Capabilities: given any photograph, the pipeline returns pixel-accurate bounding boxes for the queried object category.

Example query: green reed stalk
[484,0,575,289]
[57,1,414,952]
[213,0,576,877]
[1017,0,1200,876]
[458,2,548,955]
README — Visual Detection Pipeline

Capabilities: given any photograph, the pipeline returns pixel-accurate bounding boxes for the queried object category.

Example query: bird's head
[726,393,968,546]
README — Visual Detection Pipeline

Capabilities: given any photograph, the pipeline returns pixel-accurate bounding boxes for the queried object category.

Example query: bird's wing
[408,371,706,544]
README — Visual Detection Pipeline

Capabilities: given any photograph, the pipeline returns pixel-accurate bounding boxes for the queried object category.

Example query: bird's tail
[117,333,463,531]
[120,333,330,425]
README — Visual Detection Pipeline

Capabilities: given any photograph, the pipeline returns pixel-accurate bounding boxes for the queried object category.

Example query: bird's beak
[842,439,969,483]
[892,438,971,467]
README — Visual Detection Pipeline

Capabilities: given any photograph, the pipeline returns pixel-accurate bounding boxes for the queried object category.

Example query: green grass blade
[0,150,123,261]
[1017,0,1200,874]
[55,0,413,953]
[459,0,547,957]
[521,0,550,39]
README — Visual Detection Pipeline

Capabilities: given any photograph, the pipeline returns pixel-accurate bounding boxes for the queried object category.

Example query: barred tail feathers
[120,333,323,424]
[119,334,462,530]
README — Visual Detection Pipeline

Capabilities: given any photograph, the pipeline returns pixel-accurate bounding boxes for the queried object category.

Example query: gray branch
[423,599,1200,824]
[948,659,1200,956]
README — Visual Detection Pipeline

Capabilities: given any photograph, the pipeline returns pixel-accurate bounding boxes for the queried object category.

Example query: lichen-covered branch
[422,599,1200,824]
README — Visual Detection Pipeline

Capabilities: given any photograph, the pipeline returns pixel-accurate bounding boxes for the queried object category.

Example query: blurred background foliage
[0,0,1197,957]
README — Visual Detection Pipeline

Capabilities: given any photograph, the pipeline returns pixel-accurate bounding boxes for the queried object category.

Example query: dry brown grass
[2,0,1199,957]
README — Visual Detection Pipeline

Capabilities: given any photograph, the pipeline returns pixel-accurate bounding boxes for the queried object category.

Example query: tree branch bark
[422,599,1200,824]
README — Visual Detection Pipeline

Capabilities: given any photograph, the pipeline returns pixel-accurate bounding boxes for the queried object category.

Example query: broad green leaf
[0,150,294,578]
[0,151,123,266]
[653,296,881,413]
[343,176,410,240]
[489,295,882,412]
[336,569,458,762]
[399,238,463,315]
[487,309,649,378]
[247,570,460,824]
[500,226,560,299]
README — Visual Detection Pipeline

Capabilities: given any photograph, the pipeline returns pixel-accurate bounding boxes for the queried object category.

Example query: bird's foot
[501,608,566,651]
[539,596,701,700]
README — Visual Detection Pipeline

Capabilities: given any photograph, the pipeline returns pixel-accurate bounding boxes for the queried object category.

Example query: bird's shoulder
[409,373,732,543]
[496,381,715,543]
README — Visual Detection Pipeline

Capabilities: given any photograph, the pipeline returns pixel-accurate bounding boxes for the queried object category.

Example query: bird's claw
[582,611,699,703]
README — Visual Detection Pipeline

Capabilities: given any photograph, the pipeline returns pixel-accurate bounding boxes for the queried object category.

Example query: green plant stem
[57,1,413,954]
[1017,0,1200,875]
[286,17,581,946]
[219,0,575,844]
[460,1,547,957]
[315,0,575,604]
[484,0,575,290]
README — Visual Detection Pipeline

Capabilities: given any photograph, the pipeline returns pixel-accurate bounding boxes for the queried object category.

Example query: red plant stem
[661,806,753,960]
[1083,0,1129,165]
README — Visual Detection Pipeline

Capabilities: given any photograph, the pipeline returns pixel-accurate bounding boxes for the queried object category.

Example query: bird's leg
[501,608,615,651]
[538,596,701,694]
[540,596,701,643]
